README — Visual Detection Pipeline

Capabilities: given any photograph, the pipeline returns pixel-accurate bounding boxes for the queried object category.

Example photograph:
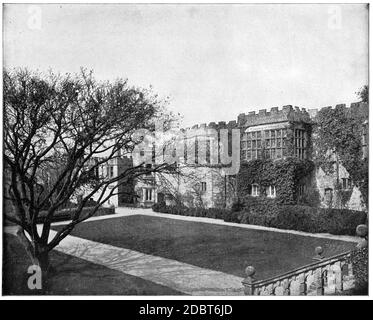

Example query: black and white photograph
[0,2,369,300]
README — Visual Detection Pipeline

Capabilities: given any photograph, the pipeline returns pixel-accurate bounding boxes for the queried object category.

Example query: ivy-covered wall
[237,158,314,204]
[312,102,368,210]
[236,102,367,211]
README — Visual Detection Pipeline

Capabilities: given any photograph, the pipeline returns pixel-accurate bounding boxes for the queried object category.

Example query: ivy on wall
[284,125,294,157]
[334,182,354,209]
[237,158,314,204]
[313,104,368,208]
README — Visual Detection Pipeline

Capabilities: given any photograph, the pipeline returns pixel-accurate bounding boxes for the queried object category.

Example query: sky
[3,4,369,127]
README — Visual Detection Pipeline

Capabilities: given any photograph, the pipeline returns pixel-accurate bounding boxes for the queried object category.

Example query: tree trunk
[35,248,51,273]
[13,227,51,294]
[34,244,51,294]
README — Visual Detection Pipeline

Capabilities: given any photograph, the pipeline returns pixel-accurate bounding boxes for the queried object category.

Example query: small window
[251,184,259,197]
[298,184,305,197]
[94,167,99,178]
[325,188,333,195]
[144,189,153,201]
[342,178,353,190]
[145,163,152,176]
[108,166,114,178]
[201,182,207,192]
[324,188,333,205]
[266,185,276,198]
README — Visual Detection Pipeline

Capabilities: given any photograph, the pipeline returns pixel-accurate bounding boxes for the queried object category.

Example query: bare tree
[155,166,236,209]
[3,68,175,274]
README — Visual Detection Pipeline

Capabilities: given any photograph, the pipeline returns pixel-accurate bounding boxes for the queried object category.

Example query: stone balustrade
[242,224,368,296]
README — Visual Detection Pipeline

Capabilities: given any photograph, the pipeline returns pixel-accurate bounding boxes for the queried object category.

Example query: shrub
[269,206,316,232]
[207,208,228,219]
[152,203,231,221]
[231,201,245,212]
[314,208,367,235]
[37,206,115,223]
[85,198,99,207]
[152,198,367,236]
[152,202,166,213]
[222,211,242,223]
[233,196,367,235]
[350,247,368,294]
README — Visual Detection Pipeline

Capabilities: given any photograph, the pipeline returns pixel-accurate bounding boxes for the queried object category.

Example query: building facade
[109,102,368,212]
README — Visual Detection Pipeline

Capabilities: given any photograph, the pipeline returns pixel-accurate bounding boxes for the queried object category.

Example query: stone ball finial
[356,224,368,238]
[315,246,323,255]
[313,246,324,261]
[245,266,256,277]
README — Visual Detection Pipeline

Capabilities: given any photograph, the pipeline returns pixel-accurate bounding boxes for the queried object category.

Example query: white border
[0,1,372,301]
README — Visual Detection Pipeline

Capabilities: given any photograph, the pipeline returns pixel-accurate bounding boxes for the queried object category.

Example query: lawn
[53,214,356,280]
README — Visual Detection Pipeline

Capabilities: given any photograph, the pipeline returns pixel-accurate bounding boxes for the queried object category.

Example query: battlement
[183,102,368,132]
[308,102,368,120]
[238,105,311,127]
[185,120,238,131]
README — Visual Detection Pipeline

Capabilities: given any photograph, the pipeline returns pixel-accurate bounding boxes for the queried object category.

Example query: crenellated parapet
[183,102,368,133]
[238,105,311,128]
[309,102,368,120]
[185,120,238,131]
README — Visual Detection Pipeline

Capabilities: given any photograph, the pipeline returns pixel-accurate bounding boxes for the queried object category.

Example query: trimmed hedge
[37,206,115,223]
[153,198,367,236]
[225,197,367,235]
[152,202,230,220]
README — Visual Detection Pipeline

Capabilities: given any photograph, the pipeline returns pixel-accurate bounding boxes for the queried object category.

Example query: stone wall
[313,164,365,211]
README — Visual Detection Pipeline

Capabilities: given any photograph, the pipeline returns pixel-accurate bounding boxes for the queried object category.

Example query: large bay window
[242,131,262,160]
[264,129,286,159]
[242,128,287,160]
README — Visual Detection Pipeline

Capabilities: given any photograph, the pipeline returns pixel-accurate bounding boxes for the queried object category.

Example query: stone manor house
[101,102,368,212]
